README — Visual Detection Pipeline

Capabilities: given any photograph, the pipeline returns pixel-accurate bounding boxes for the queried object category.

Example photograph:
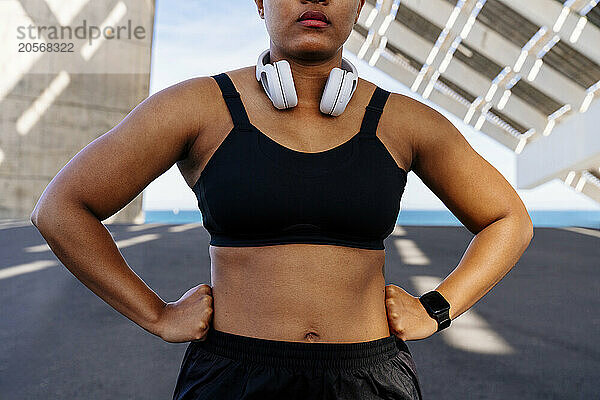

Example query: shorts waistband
[191,329,409,369]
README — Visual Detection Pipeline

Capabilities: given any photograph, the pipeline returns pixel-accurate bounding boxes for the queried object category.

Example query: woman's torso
[179,66,414,343]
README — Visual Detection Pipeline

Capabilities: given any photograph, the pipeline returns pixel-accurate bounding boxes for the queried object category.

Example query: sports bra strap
[212,73,390,135]
[358,86,391,138]
[211,73,253,131]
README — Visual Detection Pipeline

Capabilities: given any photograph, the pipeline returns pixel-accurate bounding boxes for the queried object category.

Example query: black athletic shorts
[172,328,423,400]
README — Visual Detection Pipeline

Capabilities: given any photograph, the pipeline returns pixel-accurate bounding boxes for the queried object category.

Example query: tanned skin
[31,0,532,344]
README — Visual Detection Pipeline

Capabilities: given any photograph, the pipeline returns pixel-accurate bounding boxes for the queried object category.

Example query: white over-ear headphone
[255,49,359,117]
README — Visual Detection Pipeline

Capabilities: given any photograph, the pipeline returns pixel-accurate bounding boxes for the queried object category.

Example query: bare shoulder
[161,75,219,177]
[388,93,468,173]
[156,74,222,144]
[385,93,473,176]
[374,89,426,172]
[380,90,466,170]
[128,74,221,159]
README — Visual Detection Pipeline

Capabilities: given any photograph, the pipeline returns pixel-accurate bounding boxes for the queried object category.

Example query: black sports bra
[191,72,407,250]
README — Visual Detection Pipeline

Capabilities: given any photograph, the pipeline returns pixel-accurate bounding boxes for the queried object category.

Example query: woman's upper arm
[407,101,533,235]
[32,76,215,222]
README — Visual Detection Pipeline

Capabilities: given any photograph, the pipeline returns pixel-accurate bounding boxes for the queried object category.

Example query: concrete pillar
[0,0,155,223]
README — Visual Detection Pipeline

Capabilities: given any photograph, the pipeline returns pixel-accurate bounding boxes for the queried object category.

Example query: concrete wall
[0,0,156,223]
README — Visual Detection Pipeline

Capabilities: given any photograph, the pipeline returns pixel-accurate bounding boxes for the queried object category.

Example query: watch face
[422,292,450,312]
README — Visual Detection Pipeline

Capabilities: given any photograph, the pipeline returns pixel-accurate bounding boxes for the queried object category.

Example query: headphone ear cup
[260,63,284,109]
[320,67,346,116]
[339,71,358,113]
[273,60,298,109]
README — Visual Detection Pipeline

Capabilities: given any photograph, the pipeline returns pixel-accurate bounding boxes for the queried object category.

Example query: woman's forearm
[31,202,167,336]
[434,213,533,321]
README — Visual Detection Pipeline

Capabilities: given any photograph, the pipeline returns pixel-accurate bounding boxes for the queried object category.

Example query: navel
[303,331,321,341]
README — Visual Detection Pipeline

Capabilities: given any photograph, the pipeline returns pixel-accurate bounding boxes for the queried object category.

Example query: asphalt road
[0,220,597,399]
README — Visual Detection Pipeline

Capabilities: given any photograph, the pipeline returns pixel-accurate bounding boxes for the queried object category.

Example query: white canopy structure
[348,0,600,203]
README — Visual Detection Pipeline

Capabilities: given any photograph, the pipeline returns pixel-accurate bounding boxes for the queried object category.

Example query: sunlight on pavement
[410,275,516,355]
[24,233,161,253]
[127,223,164,232]
[561,227,600,238]
[393,238,431,265]
[0,260,58,280]
[168,223,202,233]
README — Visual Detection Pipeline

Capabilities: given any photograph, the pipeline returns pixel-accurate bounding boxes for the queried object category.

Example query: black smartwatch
[419,290,451,332]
